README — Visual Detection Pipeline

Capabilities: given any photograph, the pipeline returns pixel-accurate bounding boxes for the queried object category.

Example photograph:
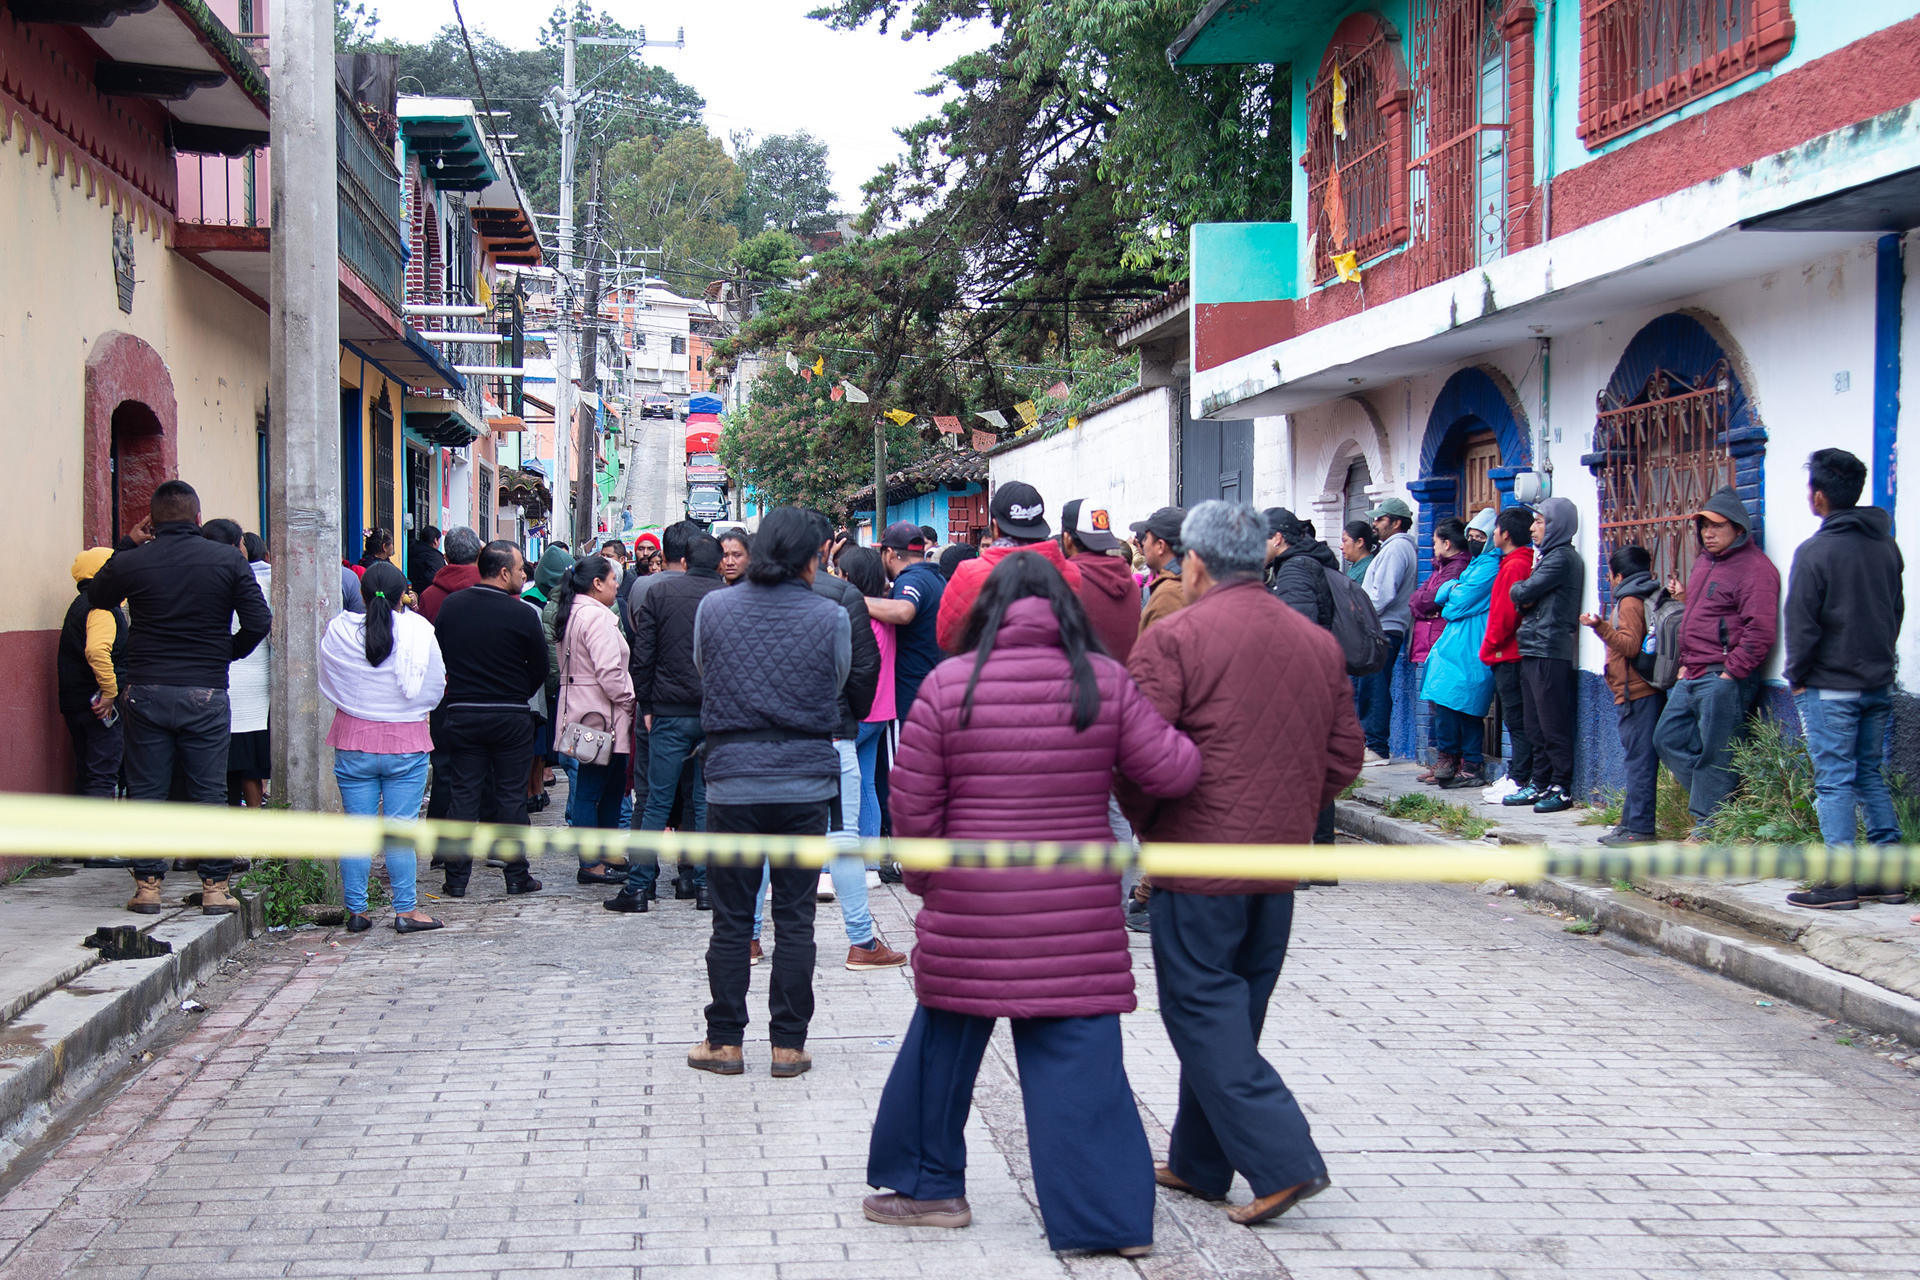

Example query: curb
[1334,800,1920,1047]
[0,892,264,1164]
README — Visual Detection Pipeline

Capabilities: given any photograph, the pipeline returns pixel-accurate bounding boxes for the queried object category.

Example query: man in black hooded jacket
[1782,449,1906,911]
[1264,507,1341,845]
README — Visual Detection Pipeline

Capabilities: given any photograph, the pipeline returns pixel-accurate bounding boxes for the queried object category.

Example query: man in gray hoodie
[1358,497,1418,762]
[1505,497,1585,814]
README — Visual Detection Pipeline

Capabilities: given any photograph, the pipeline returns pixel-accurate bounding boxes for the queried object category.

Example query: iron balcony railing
[336,87,406,317]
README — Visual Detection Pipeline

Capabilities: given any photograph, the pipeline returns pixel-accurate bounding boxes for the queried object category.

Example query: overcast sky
[372,1,988,208]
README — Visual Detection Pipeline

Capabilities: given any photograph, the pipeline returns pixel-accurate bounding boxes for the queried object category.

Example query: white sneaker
[1362,750,1392,767]
[1481,776,1519,805]
[816,870,837,902]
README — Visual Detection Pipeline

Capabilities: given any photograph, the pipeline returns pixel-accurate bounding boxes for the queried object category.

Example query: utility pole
[574,147,604,545]
[268,0,341,817]
[873,414,887,537]
[550,11,579,546]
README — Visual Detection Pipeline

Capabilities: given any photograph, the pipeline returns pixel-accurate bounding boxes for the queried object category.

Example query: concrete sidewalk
[0,862,264,1167]
[1338,761,1920,1045]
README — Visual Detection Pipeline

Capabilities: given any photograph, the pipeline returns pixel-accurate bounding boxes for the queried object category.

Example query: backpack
[1632,588,1686,690]
[1323,566,1393,677]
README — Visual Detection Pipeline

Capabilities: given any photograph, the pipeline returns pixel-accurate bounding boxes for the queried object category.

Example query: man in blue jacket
[1782,450,1906,911]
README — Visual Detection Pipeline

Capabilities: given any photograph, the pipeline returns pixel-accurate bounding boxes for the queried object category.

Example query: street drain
[82,926,172,961]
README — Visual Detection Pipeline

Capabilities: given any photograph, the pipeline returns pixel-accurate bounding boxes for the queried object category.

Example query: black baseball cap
[1263,506,1308,540]
[1129,506,1185,548]
[990,481,1051,539]
[879,521,927,552]
[1060,498,1122,552]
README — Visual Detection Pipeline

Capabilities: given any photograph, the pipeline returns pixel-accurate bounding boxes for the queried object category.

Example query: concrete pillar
[268,0,342,815]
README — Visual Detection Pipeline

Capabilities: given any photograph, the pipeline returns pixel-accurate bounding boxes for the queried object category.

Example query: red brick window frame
[1578,0,1795,147]
[1305,12,1413,285]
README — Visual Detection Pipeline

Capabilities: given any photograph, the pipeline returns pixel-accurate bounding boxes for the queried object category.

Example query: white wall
[989,386,1176,526]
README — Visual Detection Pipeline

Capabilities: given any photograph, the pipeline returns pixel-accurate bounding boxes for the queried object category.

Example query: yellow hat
[71,547,113,585]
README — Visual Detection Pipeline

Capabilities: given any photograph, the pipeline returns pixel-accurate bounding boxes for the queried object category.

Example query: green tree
[733,229,806,284]
[604,128,744,284]
[732,131,838,237]
[335,0,381,49]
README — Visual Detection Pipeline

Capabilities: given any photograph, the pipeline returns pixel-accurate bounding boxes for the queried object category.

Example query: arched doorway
[84,333,178,546]
[1407,365,1531,572]
[1583,311,1765,593]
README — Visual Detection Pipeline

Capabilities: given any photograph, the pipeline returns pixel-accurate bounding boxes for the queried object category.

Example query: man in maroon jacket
[1057,497,1137,664]
[1125,500,1364,1228]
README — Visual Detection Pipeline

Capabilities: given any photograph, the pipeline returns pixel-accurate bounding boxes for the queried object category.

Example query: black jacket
[632,567,727,717]
[1784,505,1904,690]
[87,523,271,689]
[814,570,881,738]
[1266,540,1338,628]
[407,541,446,595]
[1510,497,1584,662]
[58,583,126,714]
[434,582,547,707]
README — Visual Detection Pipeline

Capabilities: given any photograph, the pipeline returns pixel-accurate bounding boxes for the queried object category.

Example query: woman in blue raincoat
[1421,508,1502,790]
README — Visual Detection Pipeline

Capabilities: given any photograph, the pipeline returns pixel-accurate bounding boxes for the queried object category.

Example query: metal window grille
[1593,362,1734,585]
[1307,29,1398,284]
[1409,0,1511,286]
[372,389,397,538]
[1582,0,1761,144]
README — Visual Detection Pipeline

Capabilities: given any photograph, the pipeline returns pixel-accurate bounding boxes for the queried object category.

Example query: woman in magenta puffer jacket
[863,554,1201,1258]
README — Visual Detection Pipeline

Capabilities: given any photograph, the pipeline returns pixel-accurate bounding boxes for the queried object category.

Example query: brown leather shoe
[126,875,164,915]
[846,939,908,971]
[686,1040,744,1075]
[749,939,764,965]
[1228,1174,1331,1225]
[1154,1163,1224,1202]
[198,879,239,916]
[862,1193,970,1228]
[770,1046,812,1078]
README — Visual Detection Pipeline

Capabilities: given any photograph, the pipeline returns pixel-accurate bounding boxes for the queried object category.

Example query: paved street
[2,863,1917,1280]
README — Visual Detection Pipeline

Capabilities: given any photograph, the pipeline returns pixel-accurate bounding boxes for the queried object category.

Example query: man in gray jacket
[1358,497,1418,763]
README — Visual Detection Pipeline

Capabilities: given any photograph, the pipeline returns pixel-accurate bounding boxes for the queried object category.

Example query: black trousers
[1149,890,1327,1198]
[65,708,123,799]
[439,706,536,890]
[703,799,828,1049]
[1617,692,1666,836]
[123,684,231,881]
[1520,656,1576,790]
[1492,660,1532,785]
[867,1006,1154,1252]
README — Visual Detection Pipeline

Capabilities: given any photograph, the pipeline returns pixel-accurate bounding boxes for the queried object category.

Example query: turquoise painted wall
[1192,223,1303,304]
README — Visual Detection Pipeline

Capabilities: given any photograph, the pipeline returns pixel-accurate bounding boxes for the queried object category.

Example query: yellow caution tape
[1,795,1915,888]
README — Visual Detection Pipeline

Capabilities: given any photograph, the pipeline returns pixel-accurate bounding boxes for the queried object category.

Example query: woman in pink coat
[552,554,636,884]
[863,554,1201,1258]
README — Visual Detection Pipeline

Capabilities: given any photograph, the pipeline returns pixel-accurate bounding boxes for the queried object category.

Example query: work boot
[770,1046,812,1078]
[687,1040,744,1075]
[199,879,239,916]
[126,875,165,915]
[1430,753,1459,785]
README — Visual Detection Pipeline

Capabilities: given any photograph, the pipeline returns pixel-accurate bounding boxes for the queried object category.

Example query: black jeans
[703,799,829,1049]
[1521,656,1577,790]
[65,708,123,798]
[1148,890,1326,1198]
[123,684,231,881]
[439,706,536,890]
[1491,661,1532,784]
[1617,692,1667,835]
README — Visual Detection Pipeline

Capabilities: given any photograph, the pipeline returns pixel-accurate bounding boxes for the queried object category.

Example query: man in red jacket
[1057,497,1137,663]
[1124,500,1363,1229]
[935,481,1082,652]
[417,526,484,624]
[1477,507,1535,803]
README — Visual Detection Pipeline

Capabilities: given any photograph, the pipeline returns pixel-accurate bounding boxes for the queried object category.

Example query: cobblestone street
[2,857,1916,1280]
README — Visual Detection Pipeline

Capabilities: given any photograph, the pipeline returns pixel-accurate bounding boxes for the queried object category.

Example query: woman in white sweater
[317,562,448,933]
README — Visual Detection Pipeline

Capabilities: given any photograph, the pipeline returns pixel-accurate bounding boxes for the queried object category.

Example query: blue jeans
[1654,672,1759,830]
[756,738,873,947]
[333,750,429,914]
[1429,704,1483,768]
[627,716,706,895]
[857,721,886,839]
[1355,631,1403,756]
[568,752,630,868]
[1795,686,1901,850]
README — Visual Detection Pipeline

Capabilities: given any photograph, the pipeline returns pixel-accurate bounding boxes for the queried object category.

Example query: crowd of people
[50,447,1915,1257]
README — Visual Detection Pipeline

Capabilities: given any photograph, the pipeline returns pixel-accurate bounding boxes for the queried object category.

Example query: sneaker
[1532,786,1572,815]
[817,870,837,902]
[1501,784,1543,807]
[847,939,909,971]
[749,938,765,964]
[1362,749,1392,767]
[1786,885,1861,911]
[1125,907,1151,935]
[1481,776,1520,805]
[1596,827,1655,847]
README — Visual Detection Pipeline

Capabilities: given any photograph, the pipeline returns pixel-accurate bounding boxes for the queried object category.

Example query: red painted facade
[0,630,65,802]
[1576,0,1796,147]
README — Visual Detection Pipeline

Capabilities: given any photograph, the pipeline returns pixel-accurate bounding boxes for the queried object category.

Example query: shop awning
[403,394,483,447]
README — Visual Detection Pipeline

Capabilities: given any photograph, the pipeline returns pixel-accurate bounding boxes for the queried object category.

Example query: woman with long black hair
[552,553,636,884]
[317,561,447,933]
[863,553,1201,1258]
